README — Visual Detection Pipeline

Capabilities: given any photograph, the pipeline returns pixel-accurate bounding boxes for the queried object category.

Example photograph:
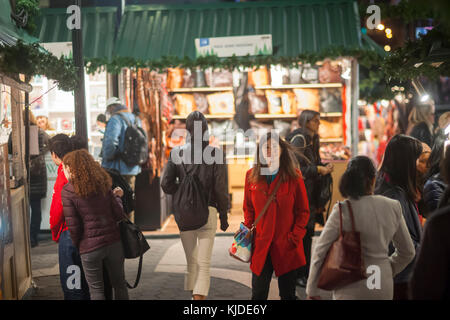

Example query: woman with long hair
[375,134,423,300]
[285,109,334,287]
[306,156,414,300]
[406,104,435,147]
[243,132,310,300]
[161,111,229,300]
[61,149,129,300]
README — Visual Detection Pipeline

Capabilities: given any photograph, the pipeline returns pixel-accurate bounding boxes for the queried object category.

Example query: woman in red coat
[243,132,310,300]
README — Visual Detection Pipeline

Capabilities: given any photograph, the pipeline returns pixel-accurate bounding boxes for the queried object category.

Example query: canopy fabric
[34,6,117,60]
[114,0,363,61]
[0,1,39,46]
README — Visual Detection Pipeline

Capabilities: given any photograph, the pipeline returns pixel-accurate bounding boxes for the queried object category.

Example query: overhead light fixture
[420,94,430,102]
[377,24,385,31]
[384,45,391,52]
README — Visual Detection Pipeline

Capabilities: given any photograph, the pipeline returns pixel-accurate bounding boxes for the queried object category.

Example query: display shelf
[168,87,233,93]
[320,138,344,143]
[254,83,342,90]
[253,112,342,120]
[172,114,234,120]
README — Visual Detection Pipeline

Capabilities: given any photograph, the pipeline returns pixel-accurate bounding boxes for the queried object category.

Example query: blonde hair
[408,104,433,133]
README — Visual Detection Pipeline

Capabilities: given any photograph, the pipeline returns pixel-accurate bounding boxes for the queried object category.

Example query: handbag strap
[126,232,145,289]
[252,178,283,229]
[337,200,357,235]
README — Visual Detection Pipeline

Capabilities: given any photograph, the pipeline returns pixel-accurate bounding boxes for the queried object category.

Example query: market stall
[94,0,393,227]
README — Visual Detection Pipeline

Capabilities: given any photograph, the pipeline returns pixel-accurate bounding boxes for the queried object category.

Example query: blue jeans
[58,230,90,300]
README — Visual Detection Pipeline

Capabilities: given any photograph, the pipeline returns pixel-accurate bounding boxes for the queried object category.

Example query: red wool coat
[243,169,310,277]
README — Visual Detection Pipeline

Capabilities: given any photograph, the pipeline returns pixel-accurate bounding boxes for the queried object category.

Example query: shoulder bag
[229,178,282,263]
[317,200,366,290]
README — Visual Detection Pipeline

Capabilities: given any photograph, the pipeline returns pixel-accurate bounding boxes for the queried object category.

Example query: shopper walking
[48,134,90,300]
[243,132,310,300]
[375,134,423,300]
[61,149,129,300]
[411,145,450,300]
[406,104,435,148]
[101,97,145,221]
[285,109,334,287]
[161,111,229,300]
[306,156,415,300]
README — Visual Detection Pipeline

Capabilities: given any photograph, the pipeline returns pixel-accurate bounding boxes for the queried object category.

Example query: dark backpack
[117,113,148,167]
[104,167,134,214]
[172,163,210,232]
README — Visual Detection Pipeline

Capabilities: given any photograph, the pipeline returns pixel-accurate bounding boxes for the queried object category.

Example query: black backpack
[104,167,134,214]
[117,113,148,167]
[172,163,210,232]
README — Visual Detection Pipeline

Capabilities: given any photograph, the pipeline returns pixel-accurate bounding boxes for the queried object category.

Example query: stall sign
[195,34,272,58]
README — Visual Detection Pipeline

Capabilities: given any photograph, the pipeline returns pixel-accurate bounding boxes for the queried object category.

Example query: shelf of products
[320,138,344,143]
[168,87,233,93]
[254,83,342,90]
[253,112,342,119]
[172,114,234,120]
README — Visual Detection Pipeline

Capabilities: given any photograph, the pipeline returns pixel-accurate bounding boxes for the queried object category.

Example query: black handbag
[317,173,333,223]
[119,218,150,289]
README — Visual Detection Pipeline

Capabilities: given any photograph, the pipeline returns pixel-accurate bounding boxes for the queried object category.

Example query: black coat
[410,205,450,300]
[410,122,433,147]
[423,173,447,215]
[8,127,49,199]
[375,174,423,284]
[286,127,322,228]
[161,143,230,223]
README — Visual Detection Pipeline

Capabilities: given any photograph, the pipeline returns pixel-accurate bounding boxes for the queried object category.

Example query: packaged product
[174,94,196,115]
[248,90,268,114]
[205,68,233,87]
[193,93,209,114]
[207,92,235,114]
[248,66,270,87]
[265,90,283,114]
[318,60,342,83]
[319,88,342,113]
[270,65,288,86]
[167,68,184,90]
[318,118,342,139]
[301,64,319,84]
[293,88,320,113]
[182,68,195,88]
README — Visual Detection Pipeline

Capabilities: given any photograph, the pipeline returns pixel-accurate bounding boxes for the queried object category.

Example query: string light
[385,28,392,35]
[384,45,391,52]
[377,24,385,31]
[386,33,393,39]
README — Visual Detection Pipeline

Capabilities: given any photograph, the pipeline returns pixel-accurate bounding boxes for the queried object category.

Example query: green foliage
[15,0,40,34]
[0,41,79,91]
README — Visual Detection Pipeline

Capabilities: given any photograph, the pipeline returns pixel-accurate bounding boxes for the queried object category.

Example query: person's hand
[113,187,124,198]
[325,163,334,172]
[307,296,322,300]
[220,220,229,232]
[317,166,330,175]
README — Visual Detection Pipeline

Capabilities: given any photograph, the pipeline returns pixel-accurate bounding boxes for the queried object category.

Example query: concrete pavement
[26,234,331,300]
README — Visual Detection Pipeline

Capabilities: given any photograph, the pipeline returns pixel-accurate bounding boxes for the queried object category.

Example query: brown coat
[61,183,125,254]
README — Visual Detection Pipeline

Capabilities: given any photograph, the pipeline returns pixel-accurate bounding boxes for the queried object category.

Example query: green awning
[114,0,363,61]
[0,1,39,46]
[34,7,117,60]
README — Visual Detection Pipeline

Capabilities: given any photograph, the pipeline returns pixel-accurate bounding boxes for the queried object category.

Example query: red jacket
[243,169,310,277]
[49,164,68,242]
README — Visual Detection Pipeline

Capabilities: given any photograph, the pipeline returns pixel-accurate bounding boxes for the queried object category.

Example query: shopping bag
[229,222,253,263]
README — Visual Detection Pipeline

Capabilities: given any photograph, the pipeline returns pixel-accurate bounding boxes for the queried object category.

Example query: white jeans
[180,206,217,297]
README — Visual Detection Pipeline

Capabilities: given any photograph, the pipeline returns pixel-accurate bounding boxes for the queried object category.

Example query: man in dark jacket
[410,205,450,299]
[285,110,333,288]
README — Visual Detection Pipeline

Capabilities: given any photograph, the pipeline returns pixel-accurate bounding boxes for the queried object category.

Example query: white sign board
[40,42,73,59]
[195,34,272,58]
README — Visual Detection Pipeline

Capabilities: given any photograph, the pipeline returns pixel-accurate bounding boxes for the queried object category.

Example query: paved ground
[26,233,332,300]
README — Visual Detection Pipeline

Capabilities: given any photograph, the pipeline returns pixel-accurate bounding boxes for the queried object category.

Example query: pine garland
[14,0,40,34]
[0,40,78,91]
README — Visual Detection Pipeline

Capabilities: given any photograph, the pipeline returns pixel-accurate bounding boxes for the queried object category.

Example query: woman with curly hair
[61,149,129,300]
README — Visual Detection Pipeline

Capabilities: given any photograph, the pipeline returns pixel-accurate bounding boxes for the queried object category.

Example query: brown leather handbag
[317,200,367,290]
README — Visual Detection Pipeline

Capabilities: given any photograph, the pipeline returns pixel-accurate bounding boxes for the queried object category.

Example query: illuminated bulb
[386,33,393,39]
[377,24,385,31]
[384,45,391,52]
[385,28,392,35]
[420,94,430,102]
